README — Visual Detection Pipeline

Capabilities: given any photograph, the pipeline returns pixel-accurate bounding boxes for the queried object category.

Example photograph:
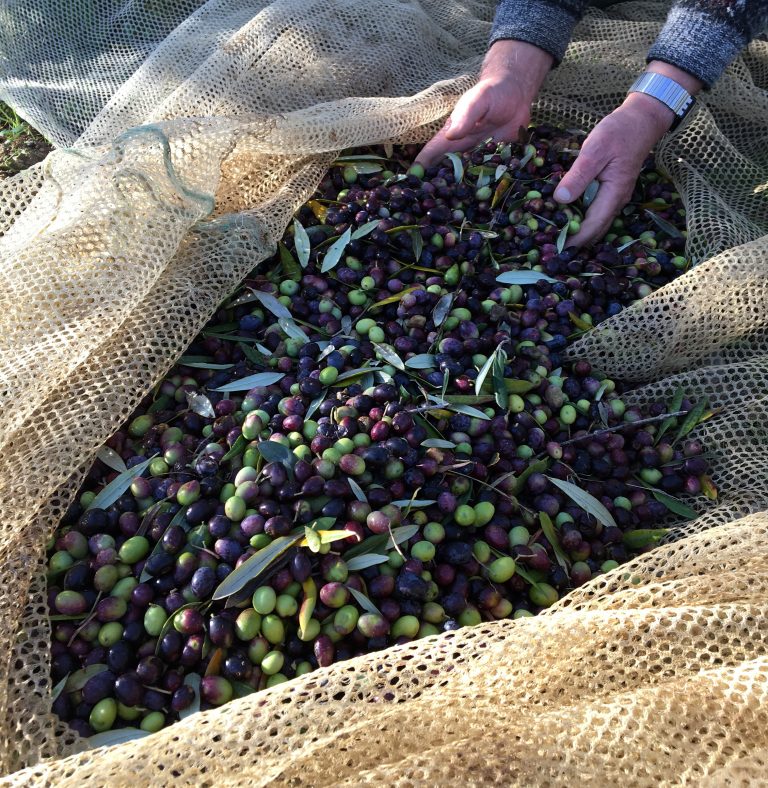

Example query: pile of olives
[47,127,714,739]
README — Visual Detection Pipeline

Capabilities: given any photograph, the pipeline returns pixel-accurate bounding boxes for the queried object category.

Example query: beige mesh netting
[1,0,767,783]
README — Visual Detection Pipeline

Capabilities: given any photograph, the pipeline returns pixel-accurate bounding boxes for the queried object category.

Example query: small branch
[559,409,691,447]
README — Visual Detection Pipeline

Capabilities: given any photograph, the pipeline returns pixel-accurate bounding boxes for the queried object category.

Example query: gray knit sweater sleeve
[490,0,768,85]
[489,0,588,64]
[648,1,768,87]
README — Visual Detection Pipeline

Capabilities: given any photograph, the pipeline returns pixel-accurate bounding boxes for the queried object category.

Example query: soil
[0,126,53,179]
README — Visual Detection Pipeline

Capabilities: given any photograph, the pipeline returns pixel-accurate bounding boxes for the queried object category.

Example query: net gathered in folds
[0,1,767,783]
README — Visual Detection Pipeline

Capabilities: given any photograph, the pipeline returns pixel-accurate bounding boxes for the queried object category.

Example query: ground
[0,102,53,179]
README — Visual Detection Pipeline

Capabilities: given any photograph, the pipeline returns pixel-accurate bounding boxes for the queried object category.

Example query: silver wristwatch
[628,72,696,131]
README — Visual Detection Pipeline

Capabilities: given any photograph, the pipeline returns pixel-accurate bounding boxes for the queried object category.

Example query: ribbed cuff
[489,0,581,65]
[647,6,747,88]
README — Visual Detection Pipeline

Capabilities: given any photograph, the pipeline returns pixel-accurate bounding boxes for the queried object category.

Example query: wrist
[645,60,704,96]
[482,40,553,94]
[621,91,677,137]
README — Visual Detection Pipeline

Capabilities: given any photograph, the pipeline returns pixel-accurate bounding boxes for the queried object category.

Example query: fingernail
[554,186,571,202]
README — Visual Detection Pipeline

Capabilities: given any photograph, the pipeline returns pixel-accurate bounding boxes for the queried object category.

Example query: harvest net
[1,0,767,783]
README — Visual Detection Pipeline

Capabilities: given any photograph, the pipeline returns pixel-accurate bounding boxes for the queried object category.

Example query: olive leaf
[300,529,358,548]
[644,209,684,240]
[615,238,636,253]
[445,152,464,183]
[278,317,308,344]
[432,293,453,327]
[347,586,382,617]
[298,578,317,639]
[351,219,380,240]
[334,154,389,162]
[96,446,127,473]
[673,396,709,444]
[651,490,698,520]
[51,675,68,703]
[373,342,405,371]
[656,386,684,443]
[136,498,174,538]
[421,438,457,449]
[496,270,558,285]
[321,227,352,273]
[87,456,156,511]
[345,554,389,571]
[239,342,270,365]
[475,346,500,397]
[212,534,303,600]
[349,162,384,174]
[410,229,423,263]
[622,529,669,549]
[179,361,234,370]
[251,290,292,320]
[391,499,436,508]
[347,477,368,503]
[179,673,201,720]
[385,524,420,549]
[140,505,189,583]
[412,411,443,439]
[146,395,171,414]
[293,219,311,267]
[213,372,285,392]
[303,526,321,553]
[333,366,374,383]
[700,475,718,500]
[568,312,593,332]
[511,563,543,586]
[539,512,570,571]
[306,391,326,420]
[404,353,436,369]
[504,379,537,394]
[491,177,511,209]
[548,477,618,529]
[583,179,600,209]
[186,392,215,418]
[343,533,389,560]
[448,403,490,421]
[279,242,302,282]
[492,355,508,410]
[205,647,225,677]
[88,729,150,749]
[476,171,492,189]
[518,145,535,168]
[64,664,109,693]
[232,680,257,699]
[556,222,569,254]
[256,441,296,469]
[221,435,246,463]
[595,381,609,402]
[370,287,418,310]
[309,516,338,530]
[154,602,199,655]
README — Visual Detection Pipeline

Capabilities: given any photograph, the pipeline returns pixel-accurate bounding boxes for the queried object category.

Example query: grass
[0,101,52,178]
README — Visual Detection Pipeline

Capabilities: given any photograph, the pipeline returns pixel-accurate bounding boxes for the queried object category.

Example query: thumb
[444,90,489,140]
[554,146,605,204]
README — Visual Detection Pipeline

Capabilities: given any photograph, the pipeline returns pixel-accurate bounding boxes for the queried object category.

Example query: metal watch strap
[628,72,695,131]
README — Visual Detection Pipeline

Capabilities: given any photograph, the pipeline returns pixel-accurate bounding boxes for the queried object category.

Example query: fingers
[553,144,606,205]
[566,178,628,248]
[416,92,490,167]
[415,125,485,167]
[443,89,489,140]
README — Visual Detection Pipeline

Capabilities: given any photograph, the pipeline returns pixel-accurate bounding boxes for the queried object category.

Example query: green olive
[261,650,285,676]
[89,698,117,732]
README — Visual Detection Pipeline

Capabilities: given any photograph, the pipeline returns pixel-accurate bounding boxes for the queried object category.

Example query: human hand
[554,62,703,247]
[416,40,553,168]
